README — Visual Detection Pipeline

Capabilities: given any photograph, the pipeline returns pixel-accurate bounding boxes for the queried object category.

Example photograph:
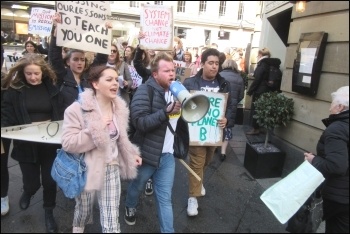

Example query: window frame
[199,1,207,15]
[238,1,244,21]
[130,1,140,8]
[219,1,226,16]
[177,1,186,13]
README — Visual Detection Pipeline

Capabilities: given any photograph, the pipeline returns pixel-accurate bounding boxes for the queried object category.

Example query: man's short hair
[201,48,220,64]
[150,52,173,73]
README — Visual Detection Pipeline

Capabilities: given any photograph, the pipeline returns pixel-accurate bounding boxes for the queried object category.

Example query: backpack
[267,65,282,92]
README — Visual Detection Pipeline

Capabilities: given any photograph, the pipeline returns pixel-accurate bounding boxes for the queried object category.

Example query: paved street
[1,125,324,233]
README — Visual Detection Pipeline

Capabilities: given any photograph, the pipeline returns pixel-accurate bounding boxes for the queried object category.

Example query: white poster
[299,48,316,74]
[28,8,56,36]
[140,4,173,51]
[3,51,23,71]
[56,1,112,54]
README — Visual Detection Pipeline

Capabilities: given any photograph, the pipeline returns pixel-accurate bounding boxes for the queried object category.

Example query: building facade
[255,1,349,175]
[1,1,260,52]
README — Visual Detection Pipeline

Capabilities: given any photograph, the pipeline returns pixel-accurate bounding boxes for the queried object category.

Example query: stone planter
[244,142,286,179]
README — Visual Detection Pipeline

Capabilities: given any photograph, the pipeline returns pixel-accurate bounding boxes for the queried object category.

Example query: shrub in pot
[244,91,294,178]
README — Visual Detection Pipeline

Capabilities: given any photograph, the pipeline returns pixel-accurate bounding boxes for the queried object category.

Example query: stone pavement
[1,125,324,233]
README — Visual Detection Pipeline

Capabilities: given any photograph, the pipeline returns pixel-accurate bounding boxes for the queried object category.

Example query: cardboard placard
[188,91,228,146]
[3,51,23,71]
[56,1,112,54]
[140,4,173,51]
[28,8,56,36]
[175,66,191,83]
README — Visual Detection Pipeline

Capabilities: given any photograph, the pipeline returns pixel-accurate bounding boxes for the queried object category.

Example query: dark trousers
[1,138,11,197]
[323,198,349,233]
[19,143,58,209]
[250,94,261,129]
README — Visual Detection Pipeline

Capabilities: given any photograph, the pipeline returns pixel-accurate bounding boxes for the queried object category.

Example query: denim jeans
[125,153,175,233]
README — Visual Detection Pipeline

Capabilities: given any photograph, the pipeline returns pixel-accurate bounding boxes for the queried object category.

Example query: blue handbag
[51,149,87,199]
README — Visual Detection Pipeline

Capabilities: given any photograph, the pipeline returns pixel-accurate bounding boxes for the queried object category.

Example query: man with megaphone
[124,52,189,233]
[182,48,235,217]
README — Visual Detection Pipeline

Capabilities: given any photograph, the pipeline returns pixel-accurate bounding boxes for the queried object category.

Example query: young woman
[92,44,132,105]
[1,54,61,233]
[22,40,40,55]
[124,46,135,65]
[61,65,142,233]
[183,51,198,77]
[49,14,90,118]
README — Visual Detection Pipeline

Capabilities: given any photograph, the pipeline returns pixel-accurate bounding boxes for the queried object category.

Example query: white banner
[56,1,112,54]
[1,121,63,144]
[28,8,56,36]
[260,161,325,224]
[3,51,23,71]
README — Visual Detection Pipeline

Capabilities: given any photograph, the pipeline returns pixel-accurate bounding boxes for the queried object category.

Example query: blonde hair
[258,48,271,58]
[173,37,183,49]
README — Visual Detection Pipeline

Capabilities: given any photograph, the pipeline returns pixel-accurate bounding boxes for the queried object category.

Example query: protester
[183,51,198,77]
[124,52,189,233]
[246,47,279,135]
[1,54,61,233]
[133,45,151,84]
[173,36,185,61]
[34,36,49,55]
[92,44,133,105]
[219,59,245,161]
[182,48,234,216]
[61,65,142,233]
[304,86,349,233]
[49,13,90,118]
[124,46,135,65]
[21,40,40,55]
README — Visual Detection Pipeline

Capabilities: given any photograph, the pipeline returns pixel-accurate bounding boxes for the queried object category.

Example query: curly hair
[3,53,57,89]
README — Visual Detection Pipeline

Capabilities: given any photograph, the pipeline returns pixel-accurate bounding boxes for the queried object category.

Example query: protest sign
[188,91,228,146]
[3,51,23,71]
[175,66,191,83]
[28,8,55,36]
[1,121,62,144]
[140,4,173,51]
[173,60,185,67]
[56,1,112,54]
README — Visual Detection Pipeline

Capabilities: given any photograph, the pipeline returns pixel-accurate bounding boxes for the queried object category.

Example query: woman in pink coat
[61,65,142,233]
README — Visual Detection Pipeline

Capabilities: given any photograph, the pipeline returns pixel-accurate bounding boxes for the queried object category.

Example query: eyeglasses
[111,50,117,54]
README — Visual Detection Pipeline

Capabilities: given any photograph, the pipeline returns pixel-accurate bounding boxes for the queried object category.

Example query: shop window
[218,31,230,40]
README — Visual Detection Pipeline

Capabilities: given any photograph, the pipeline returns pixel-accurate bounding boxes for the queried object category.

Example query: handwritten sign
[140,4,173,51]
[3,51,23,71]
[173,60,185,67]
[189,91,228,146]
[175,66,191,83]
[56,1,112,54]
[28,8,55,36]
[128,65,143,89]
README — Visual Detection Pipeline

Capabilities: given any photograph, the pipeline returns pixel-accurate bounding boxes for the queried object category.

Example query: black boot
[19,191,33,210]
[220,154,226,162]
[45,209,58,233]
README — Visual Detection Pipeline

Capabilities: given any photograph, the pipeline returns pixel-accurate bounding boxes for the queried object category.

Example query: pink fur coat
[61,89,140,191]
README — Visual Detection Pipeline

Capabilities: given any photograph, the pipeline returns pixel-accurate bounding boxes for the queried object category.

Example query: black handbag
[167,122,188,160]
[286,192,323,233]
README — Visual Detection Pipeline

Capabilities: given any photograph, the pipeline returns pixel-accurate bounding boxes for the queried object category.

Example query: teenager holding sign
[49,13,90,118]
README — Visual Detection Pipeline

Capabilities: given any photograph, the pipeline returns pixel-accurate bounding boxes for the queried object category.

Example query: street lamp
[290,1,310,13]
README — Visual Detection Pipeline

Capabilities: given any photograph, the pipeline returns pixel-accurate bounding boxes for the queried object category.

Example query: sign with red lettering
[56,1,112,54]
[28,8,55,36]
[140,4,173,51]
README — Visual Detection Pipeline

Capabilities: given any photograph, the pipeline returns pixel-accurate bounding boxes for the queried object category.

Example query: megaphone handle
[178,159,201,182]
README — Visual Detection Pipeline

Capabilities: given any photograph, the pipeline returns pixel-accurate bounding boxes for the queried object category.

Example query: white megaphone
[169,81,210,123]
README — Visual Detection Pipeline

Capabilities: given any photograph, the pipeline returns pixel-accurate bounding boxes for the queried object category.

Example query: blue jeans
[125,153,175,233]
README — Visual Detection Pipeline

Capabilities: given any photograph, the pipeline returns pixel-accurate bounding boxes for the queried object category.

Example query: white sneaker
[187,197,198,216]
[201,185,206,196]
[72,226,85,233]
[1,196,9,216]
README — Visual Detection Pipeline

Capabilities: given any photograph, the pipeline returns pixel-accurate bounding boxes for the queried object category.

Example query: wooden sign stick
[179,159,201,181]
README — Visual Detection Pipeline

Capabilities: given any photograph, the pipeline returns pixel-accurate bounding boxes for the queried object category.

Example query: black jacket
[247,58,281,96]
[133,46,151,84]
[1,79,61,163]
[182,69,235,128]
[48,36,90,118]
[312,110,349,204]
[130,77,189,167]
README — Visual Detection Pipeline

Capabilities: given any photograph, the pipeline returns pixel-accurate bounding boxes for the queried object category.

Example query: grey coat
[219,69,245,125]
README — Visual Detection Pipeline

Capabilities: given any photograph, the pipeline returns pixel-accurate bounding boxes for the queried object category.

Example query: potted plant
[244,91,294,178]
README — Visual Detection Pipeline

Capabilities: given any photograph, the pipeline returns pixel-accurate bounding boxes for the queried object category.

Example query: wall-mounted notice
[140,4,173,51]
[56,1,112,54]
[28,8,55,36]
[189,91,228,146]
